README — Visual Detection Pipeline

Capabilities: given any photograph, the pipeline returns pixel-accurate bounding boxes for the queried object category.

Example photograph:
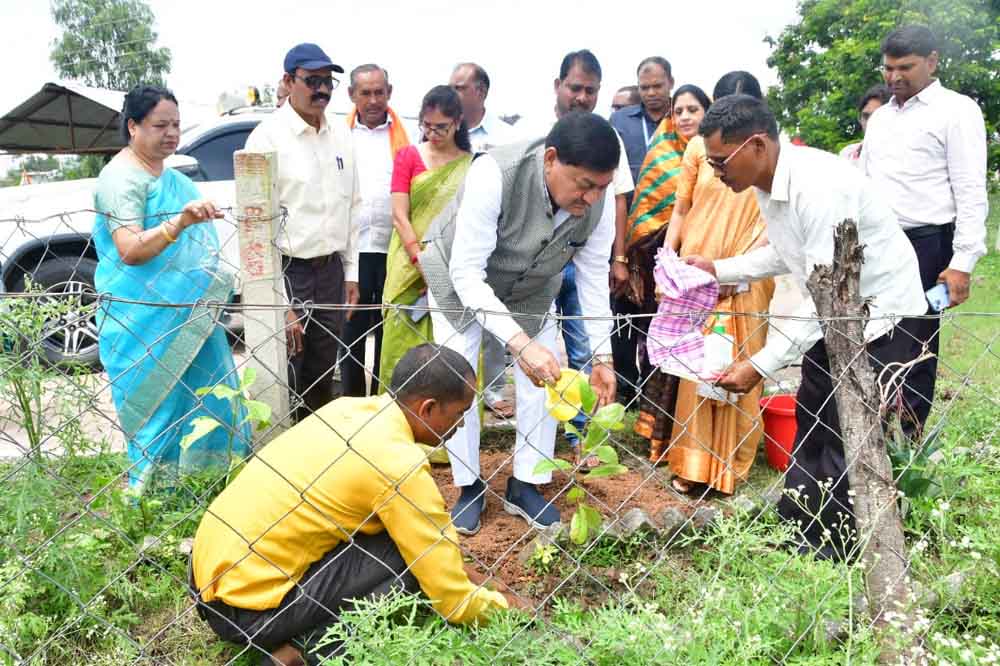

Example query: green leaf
[180,417,222,451]
[579,376,597,415]
[566,486,584,503]
[585,464,628,479]
[592,403,626,430]
[570,509,588,544]
[583,425,608,451]
[533,458,573,476]
[578,503,602,530]
[199,384,240,402]
[239,367,258,392]
[243,399,272,429]
[593,445,619,465]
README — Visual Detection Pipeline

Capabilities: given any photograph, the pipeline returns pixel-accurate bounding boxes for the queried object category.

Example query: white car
[0,108,271,370]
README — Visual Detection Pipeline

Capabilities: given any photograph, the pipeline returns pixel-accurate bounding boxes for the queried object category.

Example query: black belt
[904,222,954,241]
[283,253,338,268]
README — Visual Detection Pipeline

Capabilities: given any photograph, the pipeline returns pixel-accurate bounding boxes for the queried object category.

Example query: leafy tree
[49,0,172,91]
[766,0,999,173]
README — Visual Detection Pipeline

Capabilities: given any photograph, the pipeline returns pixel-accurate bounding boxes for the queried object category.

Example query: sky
[0,0,802,150]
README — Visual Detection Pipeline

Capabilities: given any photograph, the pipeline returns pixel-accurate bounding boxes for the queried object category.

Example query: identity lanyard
[642,116,655,147]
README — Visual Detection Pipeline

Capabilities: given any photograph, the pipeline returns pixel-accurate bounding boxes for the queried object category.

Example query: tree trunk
[806,219,915,663]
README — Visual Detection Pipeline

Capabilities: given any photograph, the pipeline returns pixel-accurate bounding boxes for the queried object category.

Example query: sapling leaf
[592,403,625,430]
[570,509,588,544]
[239,366,257,392]
[593,445,619,465]
[243,399,272,429]
[585,464,628,479]
[578,503,602,530]
[180,416,222,450]
[533,458,573,475]
[579,377,597,415]
[566,486,584,503]
[198,384,240,402]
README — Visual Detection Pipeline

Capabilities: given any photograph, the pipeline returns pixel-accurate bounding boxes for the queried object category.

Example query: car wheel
[11,257,102,372]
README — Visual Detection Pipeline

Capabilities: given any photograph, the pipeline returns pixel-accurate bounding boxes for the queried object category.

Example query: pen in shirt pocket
[336,156,344,171]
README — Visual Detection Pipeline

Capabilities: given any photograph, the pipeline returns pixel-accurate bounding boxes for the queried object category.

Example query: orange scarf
[347,106,410,158]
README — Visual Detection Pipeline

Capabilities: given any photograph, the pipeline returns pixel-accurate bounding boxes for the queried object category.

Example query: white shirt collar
[352,112,392,133]
[892,79,943,109]
[767,142,794,203]
[281,99,329,135]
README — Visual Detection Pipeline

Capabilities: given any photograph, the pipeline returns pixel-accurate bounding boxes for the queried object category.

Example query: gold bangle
[592,353,614,366]
[161,222,177,243]
[613,255,628,265]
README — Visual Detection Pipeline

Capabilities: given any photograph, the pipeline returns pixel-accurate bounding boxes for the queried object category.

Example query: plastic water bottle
[697,316,736,403]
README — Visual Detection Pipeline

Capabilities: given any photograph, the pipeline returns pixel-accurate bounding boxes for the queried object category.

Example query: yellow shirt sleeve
[372,456,508,624]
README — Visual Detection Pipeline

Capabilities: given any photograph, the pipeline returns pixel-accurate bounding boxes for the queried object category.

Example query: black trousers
[901,223,954,426]
[777,325,923,560]
[198,532,419,665]
[342,252,386,397]
[611,291,641,404]
[284,254,345,423]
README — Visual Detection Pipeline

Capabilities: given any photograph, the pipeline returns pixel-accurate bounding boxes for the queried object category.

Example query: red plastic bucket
[760,394,798,472]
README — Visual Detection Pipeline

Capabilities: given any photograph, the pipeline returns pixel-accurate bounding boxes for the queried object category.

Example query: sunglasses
[293,74,340,91]
[419,120,455,136]
[705,133,765,173]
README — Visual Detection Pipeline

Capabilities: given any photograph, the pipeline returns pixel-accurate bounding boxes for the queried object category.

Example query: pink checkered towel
[646,248,720,378]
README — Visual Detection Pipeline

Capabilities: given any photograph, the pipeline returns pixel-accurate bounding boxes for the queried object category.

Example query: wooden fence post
[233,150,289,443]
[807,219,916,663]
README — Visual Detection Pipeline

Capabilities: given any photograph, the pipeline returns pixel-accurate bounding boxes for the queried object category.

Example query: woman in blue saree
[93,85,249,492]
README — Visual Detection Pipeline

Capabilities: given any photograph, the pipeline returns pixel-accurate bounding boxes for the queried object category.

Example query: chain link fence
[2,208,999,665]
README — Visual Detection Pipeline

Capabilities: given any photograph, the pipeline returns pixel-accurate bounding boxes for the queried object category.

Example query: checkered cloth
[646,248,720,378]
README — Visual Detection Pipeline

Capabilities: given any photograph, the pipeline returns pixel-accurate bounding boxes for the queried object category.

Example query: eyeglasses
[294,74,340,91]
[419,120,455,136]
[705,133,765,173]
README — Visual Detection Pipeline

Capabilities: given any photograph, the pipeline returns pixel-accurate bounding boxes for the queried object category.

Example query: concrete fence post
[233,149,289,442]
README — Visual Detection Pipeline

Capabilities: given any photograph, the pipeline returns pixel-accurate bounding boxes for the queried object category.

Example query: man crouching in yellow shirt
[191,344,518,665]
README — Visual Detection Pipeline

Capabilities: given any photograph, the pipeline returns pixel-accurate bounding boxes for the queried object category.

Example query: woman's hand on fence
[715,360,762,394]
[590,363,617,407]
[284,309,304,356]
[177,199,223,229]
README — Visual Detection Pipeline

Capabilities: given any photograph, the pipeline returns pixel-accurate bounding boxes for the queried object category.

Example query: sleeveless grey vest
[420,137,606,337]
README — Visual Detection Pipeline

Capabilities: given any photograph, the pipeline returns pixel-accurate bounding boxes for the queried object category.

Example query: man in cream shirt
[246,43,360,422]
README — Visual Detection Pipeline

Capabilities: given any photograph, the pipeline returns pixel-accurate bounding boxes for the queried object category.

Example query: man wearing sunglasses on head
[682,95,926,559]
[246,43,361,422]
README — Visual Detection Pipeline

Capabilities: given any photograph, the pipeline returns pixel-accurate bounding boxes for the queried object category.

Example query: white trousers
[428,295,559,487]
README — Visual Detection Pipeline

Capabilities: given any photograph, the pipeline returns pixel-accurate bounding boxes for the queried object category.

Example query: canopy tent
[0,82,125,155]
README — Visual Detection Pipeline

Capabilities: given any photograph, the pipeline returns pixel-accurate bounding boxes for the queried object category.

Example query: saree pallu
[626,119,689,449]
[624,117,688,250]
[93,165,250,492]
[378,154,472,388]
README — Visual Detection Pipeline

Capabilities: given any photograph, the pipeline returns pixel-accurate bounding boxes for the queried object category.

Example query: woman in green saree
[378,86,473,386]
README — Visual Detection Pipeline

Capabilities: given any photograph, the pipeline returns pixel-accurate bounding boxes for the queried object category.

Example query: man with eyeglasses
[683,95,926,559]
[420,112,620,535]
[246,42,361,422]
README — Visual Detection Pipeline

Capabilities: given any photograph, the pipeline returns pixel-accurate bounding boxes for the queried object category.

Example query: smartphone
[925,283,950,312]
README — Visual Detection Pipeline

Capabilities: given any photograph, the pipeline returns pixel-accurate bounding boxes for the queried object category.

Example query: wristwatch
[591,354,614,367]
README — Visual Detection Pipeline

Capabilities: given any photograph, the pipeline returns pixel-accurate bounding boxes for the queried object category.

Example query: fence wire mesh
[1,209,999,666]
